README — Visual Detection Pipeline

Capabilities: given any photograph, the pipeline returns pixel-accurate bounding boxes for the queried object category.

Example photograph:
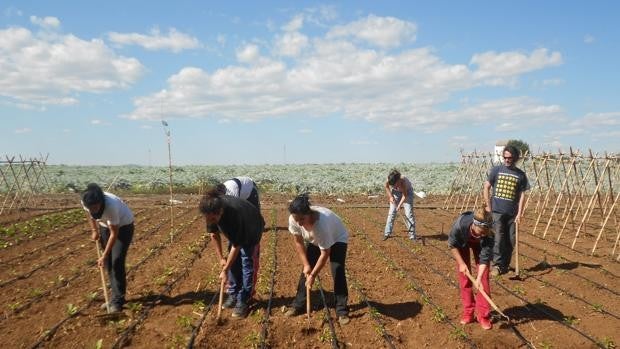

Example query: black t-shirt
[207,196,264,246]
[487,164,528,216]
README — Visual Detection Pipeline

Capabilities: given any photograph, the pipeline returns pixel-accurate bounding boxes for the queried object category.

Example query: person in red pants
[448,206,494,330]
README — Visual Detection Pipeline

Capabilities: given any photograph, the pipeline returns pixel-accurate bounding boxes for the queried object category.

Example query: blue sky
[1,1,618,165]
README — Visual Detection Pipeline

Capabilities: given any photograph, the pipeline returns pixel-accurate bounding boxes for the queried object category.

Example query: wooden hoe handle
[96,240,111,313]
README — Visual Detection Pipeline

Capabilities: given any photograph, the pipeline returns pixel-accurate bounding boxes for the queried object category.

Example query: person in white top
[216,176,260,210]
[81,183,134,313]
[284,194,350,325]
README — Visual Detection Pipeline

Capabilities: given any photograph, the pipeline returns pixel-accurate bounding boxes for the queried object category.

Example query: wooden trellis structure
[444,148,620,259]
[0,154,50,215]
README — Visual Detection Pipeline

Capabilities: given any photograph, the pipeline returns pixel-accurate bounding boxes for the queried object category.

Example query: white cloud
[275,32,309,57]
[584,34,595,44]
[326,14,416,48]
[108,28,201,52]
[0,26,144,107]
[4,7,23,17]
[30,15,60,30]
[14,128,32,134]
[140,125,152,129]
[298,128,312,134]
[125,14,564,133]
[283,15,304,32]
[471,48,562,83]
[236,44,261,63]
[91,119,102,125]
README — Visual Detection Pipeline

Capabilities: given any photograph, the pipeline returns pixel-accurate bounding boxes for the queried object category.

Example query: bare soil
[0,194,617,348]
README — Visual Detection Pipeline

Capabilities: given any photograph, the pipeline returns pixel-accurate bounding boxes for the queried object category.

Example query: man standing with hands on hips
[483,145,529,276]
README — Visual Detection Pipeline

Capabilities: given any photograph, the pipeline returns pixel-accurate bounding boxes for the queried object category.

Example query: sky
[1,1,619,165]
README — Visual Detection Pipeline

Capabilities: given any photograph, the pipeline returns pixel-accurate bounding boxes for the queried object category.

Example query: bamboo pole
[542,156,576,238]
[572,159,611,249]
[532,156,563,236]
[591,191,620,255]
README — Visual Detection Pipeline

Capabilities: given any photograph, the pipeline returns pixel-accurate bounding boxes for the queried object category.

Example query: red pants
[456,244,491,319]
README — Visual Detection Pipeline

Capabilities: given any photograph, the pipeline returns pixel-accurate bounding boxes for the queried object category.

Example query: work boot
[490,266,502,277]
[232,302,248,318]
[338,315,350,325]
[222,295,236,309]
[100,302,121,312]
[382,234,390,241]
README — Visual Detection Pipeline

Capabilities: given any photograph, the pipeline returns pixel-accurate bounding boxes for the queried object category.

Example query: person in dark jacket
[199,188,264,318]
[448,206,494,330]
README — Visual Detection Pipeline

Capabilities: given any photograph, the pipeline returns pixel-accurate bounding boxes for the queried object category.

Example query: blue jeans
[384,189,416,237]
[227,243,260,305]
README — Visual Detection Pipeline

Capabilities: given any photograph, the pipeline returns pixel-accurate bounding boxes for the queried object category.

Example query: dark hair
[388,169,401,186]
[503,145,520,162]
[82,183,105,206]
[288,193,312,215]
[215,183,227,195]
[199,187,225,214]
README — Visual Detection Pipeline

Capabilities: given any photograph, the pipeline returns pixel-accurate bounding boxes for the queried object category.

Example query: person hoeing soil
[283,194,350,325]
[81,183,134,313]
[448,205,495,330]
[199,187,264,319]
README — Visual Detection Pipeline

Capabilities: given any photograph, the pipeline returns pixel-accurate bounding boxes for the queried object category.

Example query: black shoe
[382,234,390,241]
[232,302,248,318]
[222,295,236,309]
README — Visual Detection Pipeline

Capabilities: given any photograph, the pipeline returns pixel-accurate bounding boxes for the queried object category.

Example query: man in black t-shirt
[483,145,528,276]
[199,190,264,318]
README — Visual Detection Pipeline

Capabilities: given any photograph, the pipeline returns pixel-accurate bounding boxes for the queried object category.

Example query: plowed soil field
[0,194,618,348]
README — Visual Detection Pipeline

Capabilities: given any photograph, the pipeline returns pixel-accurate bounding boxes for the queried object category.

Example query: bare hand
[219,269,228,285]
[303,265,312,276]
[305,274,315,289]
[485,206,491,213]
[97,256,106,268]
[458,263,468,274]
[475,277,483,289]
[219,258,227,268]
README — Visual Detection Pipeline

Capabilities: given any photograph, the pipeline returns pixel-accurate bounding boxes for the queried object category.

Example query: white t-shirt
[223,176,255,200]
[82,192,134,228]
[288,206,349,250]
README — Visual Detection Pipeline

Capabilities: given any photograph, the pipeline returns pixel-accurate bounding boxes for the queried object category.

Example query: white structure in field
[493,140,508,164]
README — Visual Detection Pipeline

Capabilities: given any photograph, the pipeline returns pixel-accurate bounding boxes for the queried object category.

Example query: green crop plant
[449,327,468,340]
[562,315,579,326]
[66,303,79,316]
[603,337,616,349]
[176,315,192,329]
[242,331,260,348]
[318,328,334,343]
[126,302,142,314]
[432,308,447,323]
[591,303,604,313]
[192,300,206,313]
[539,340,553,349]
[86,291,98,301]
[7,301,21,311]
[92,339,103,349]
[512,285,526,296]
[29,288,44,298]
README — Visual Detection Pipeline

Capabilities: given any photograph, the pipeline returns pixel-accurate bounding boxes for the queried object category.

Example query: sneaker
[460,313,474,325]
[338,315,350,325]
[100,302,121,312]
[408,235,417,241]
[478,316,492,330]
[284,306,303,317]
[382,234,390,241]
[490,266,501,277]
[222,295,236,309]
[232,302,248,318]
